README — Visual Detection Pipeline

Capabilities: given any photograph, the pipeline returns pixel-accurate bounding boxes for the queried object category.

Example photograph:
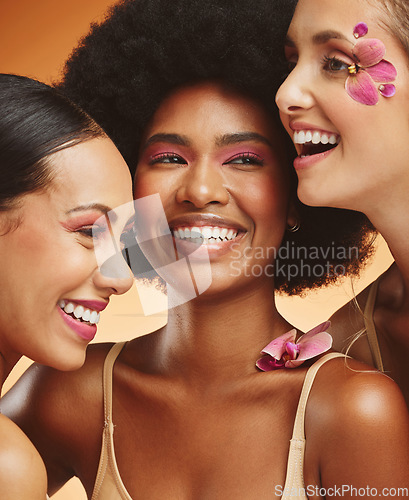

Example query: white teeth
[191,226,200,238]
[312,131,321,144]
[82,309,91,322]
[294,130,305,144]
[202,227,212,239]
[89,311,98,324]
[173,225,239,243]
[220,228,228,239]
[73,305,85,319]
[59,301,100,325]
[64,302,75,314]
[293,129,340,146]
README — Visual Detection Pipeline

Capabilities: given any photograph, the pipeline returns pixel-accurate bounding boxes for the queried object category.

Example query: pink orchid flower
[346,23,397,105]
[256,321,332,371]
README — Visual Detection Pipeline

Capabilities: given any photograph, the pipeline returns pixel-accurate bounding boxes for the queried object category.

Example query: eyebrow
[215,132,272,148]
[285,30,350,47]
[143,131,272,151]
[66,203,117,222]
[142,133,191,150]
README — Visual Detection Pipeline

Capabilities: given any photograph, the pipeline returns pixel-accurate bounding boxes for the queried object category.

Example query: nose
[92,255,134,295]
[275,65,315,115]
[176,159,229,208]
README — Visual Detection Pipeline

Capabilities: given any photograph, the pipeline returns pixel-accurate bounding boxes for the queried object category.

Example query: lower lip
[173,233,245,258]
[57,306,97,342]
[293,147,337,171]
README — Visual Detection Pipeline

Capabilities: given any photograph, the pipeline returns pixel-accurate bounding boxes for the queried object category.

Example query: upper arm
[315,365,409,498]
[0,345,109,494]
[1,363,77,491]
[0,415,47,500]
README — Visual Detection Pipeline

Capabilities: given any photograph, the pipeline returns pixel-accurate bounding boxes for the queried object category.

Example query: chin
[297,183,339,209]
[41,347,87,372]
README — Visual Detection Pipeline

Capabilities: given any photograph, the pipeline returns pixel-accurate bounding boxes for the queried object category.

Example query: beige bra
[91,344,345,500]
[363,278,385,372]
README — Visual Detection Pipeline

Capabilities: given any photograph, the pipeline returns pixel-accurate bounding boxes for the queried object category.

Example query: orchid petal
[365,59,397,82]
[296,332,333,362]
[256,355,285,371]
[379,83,396,97]
[260,329,297,360]
[298,321,331,339]
[353,22,368,39]
[346,72,379,105]
[285,342,300,360]
[285,358,306,369]
[354,38,385,67]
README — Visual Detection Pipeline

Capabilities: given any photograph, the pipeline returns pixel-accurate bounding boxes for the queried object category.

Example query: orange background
[0,1,393,498]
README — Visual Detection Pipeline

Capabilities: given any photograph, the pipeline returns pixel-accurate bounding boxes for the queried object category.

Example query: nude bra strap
[291,352,346,441]
[363,278,384,373]
[103,342,127,433]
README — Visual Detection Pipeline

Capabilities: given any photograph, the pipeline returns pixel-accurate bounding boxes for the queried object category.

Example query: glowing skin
[135,82,292,297]
[0,138,134,373]
[275,0,409,214]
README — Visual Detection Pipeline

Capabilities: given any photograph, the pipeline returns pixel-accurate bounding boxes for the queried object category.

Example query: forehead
[288,0,386,44]
[145,83,280,141]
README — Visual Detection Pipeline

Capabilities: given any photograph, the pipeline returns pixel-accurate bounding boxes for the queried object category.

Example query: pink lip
[63,300,108,312]
[293,148,337,171]
[289,121,339,137]
[57,306,97,342]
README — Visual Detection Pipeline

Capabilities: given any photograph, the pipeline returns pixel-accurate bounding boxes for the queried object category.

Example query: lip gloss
[57,306,97,341]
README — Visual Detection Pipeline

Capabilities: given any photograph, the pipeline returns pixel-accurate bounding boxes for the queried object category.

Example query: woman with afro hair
[2,1,409,498]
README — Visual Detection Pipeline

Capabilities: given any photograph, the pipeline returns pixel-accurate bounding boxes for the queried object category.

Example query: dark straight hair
[0,73,106,211]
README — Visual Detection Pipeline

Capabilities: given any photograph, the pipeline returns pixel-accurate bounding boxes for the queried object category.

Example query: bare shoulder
[0,342,117,492]
[1,342,115,424]
[309,356,408,428]
[306,357,409,492]
[0,414,47,499]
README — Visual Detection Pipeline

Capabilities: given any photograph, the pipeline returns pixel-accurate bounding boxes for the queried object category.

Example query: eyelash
[223,152,264,167]
[322,55,351,74]
[76,225,106,239]
[149,152,187,165]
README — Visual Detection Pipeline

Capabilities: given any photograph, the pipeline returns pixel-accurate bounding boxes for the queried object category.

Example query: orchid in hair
[346,22,397,105]
[256,322,333,371]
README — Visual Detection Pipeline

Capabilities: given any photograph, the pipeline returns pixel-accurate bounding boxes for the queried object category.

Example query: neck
[0,351,19,393]
[366,198,409,309]
[149,280,293,385]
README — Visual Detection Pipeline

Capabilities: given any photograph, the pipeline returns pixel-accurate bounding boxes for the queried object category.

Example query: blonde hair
[374,0,409,56]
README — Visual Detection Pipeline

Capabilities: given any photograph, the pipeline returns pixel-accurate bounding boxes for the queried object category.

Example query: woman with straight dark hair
[0,73,133,499]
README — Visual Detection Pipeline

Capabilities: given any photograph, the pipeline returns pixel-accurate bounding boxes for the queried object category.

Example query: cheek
[239,175,289,227]
[134,170,172,200]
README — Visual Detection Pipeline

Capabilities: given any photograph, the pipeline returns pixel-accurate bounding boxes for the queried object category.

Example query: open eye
[223,152,264,167]
[322,56,350,73]
[149,153,188,165]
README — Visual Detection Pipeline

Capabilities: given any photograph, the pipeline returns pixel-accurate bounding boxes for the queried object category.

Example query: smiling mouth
[172,226,243,244]
[58,300,100,326]
[294,130,340,157]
